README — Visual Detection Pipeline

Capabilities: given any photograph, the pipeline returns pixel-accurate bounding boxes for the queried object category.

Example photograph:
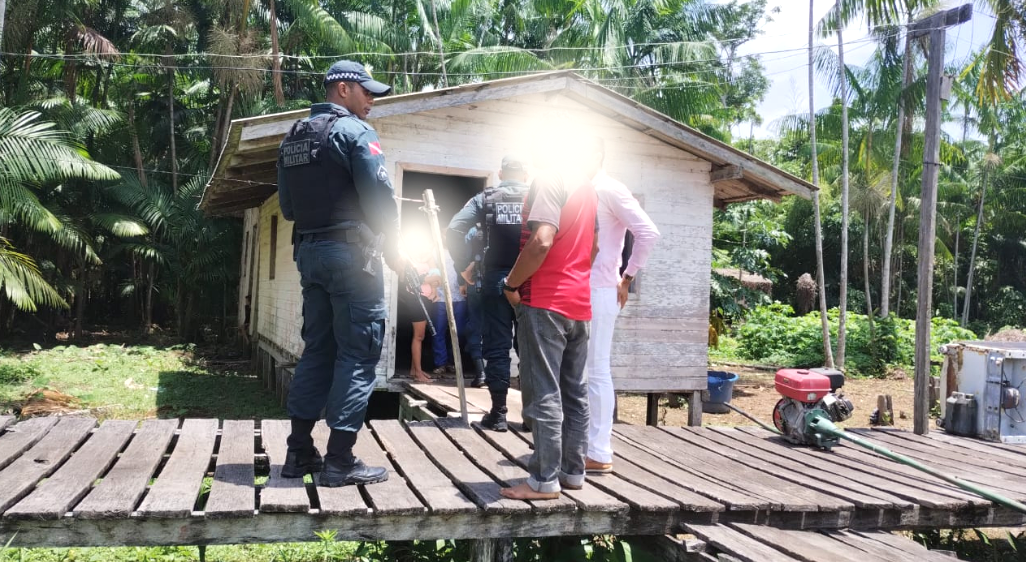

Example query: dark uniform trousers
[481,268,517,395]
[287,237,385,432]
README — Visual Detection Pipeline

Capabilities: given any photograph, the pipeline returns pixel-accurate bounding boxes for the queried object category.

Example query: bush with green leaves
[736,303,976,377]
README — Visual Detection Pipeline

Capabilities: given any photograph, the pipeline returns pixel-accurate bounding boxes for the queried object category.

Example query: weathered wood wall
[248,90,710,392]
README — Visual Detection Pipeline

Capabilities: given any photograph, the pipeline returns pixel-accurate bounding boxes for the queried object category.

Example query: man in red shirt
[499,138,602,500]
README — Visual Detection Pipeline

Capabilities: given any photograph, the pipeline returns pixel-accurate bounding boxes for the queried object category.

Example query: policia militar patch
[281,139,312,167]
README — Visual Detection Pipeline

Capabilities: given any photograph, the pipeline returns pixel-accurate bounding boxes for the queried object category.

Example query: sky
[736,0,997,139]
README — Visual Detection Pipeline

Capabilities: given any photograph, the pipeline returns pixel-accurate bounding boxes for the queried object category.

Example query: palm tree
[0,107,119,314]
[972,0,1026,104]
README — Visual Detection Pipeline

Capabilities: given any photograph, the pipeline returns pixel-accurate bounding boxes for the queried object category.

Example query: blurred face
[336,82,375,119]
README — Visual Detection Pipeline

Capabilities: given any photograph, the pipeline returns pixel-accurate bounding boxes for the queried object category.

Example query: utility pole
[912,4,972,435]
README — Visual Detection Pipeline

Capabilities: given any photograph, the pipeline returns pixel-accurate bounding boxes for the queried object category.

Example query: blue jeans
[516,304,589,493]
[431,300,472,367]
[287,240,385,432]
[481,269,516,394]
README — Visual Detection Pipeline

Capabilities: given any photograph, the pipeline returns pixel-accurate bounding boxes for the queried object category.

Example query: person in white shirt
[586,170,660,473]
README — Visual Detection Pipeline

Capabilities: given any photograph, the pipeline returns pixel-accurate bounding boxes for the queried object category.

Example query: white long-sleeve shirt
[591,171,661,288]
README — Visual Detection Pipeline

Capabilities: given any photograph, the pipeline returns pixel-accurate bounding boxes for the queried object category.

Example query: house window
[269,215,278,280]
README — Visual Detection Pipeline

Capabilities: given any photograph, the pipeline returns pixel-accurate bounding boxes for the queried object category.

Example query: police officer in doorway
[277,60,400,487]
[447,155,530,431]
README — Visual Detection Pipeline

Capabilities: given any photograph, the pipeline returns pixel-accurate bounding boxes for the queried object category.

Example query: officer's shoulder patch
[376,164,390,183]
[281,139,312,167]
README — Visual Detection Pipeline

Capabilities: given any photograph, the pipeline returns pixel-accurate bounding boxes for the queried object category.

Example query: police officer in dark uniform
[277,60,401,487]
[447,155,530,431]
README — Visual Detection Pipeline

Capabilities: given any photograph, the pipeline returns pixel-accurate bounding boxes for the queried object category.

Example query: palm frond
[0,238,69,312]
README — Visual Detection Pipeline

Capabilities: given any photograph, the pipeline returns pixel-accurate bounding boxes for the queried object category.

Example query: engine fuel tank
[775,368,832,403]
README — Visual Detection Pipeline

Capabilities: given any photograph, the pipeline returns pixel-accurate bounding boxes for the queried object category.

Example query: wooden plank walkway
[687,524,957,562]
[0,416,1024,549]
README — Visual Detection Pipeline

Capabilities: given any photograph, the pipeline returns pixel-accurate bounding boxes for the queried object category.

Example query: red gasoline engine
[773,368,854,448]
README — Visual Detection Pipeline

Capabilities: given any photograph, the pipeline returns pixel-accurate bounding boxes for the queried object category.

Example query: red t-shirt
[518,171,597,321]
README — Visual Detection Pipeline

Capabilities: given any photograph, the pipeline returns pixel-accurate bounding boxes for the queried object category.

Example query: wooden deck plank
[696,428,911,510]
[311,424,368,516]
[730,523,889,562]
[74,419,179,519]
[871,428,1026,470]
[829,530,956,562]
[495,420,709,513]
[138,419,219,517]
[351,426,426,515]
[851,529,962,561]
[0,416,14,434]
[482,423,634,512]
[609,434,771,510]
[4,420,135,520]
[369,420,478,515]
[846,429,1026,496]
[0,417,59,471]
[599,448,724,512]
[438,420,575,513]
[725,427,971,509]
[0,417,96,514]
[618,426,849,512]
[856,428,1026,476]
[259,419,311,513]
[738,427,991,506]
[432,385,525,425]
[922,430,1026,460]
[406,421,530,514]
[686,524,800,562]
[205,420,255,518]
[405,383,487,416]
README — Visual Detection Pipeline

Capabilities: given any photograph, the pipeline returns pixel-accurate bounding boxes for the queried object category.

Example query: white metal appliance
[938,341,1026,444]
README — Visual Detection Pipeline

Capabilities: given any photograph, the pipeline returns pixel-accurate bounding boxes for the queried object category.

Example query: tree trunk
[74,261,86,340]
[269,0,284,106]
[809,0,834,368]
[896,221,904,315]
[881,22,912,318]
[836,27,851,368]
[63,33,78,103]
[863,209,874,335]
[0,0,6,52]
[953,218,959,319]
[166,49,178,191]
[128,102,148,187]
[429,0,448,87]
[144,262,155,334]
[961,169,987,327]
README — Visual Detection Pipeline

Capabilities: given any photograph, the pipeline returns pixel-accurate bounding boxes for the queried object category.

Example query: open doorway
[394,167,490,377]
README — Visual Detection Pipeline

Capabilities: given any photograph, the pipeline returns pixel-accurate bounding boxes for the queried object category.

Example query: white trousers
[587,286,620,463]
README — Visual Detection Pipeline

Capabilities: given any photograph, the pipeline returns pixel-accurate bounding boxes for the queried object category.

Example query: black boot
[471,358,487,388]
[318,429,388,487]
[480,406,508,432]
[282,419,323,478]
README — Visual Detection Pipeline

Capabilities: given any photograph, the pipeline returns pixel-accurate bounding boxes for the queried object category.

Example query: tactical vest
[482,184,528,270]
[278,109,364,233]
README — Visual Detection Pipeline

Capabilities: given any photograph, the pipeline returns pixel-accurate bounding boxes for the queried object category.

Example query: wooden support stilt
[687,392,703,427]
[470,538,514,562]
[646,393,660,426]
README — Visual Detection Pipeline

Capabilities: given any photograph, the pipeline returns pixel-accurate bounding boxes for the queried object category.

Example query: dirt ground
[615,365,918,431]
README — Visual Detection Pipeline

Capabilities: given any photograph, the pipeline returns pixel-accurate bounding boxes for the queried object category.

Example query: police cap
[501,154,528,172]
[324,60,391,96]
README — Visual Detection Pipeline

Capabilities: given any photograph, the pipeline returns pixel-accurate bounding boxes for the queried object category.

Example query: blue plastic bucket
[703,370,739,414]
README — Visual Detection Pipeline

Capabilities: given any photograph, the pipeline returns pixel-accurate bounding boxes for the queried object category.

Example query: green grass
[0,344,282,420]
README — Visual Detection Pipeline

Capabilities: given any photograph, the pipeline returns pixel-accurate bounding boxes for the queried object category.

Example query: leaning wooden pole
[422,189,468,425]
[911,4,972,435]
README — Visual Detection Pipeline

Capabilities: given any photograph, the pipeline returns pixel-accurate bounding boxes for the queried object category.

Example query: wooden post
[470,538,513,562]
[422,188,469,425]
[646,393,660,426]
[687,392,703,427]
[911,4,972,435]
